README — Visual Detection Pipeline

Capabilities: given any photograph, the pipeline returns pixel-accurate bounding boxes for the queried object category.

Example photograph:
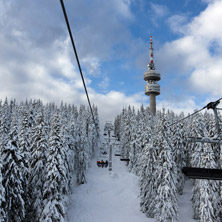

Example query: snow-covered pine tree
[28,111,48,221]
[192,178,201,220]
[128,107,138,172]
[44,103,53,137]
[2,109,25,222]
[154,117,178,222]
[114,114,121,141]
[132,105,147,175]
[0,155,6,221]
[220,142,222,222]
[171,119,186,195]
[18,107,31,220]
[0,98,10,154]
[207,111,219,162]
[138,107,155,217]
[40,112,66,222]
[119,107,132,164]
[68,109,78,189]
[59,103,72,195]
[90,105,100,158]
[125,106,134,165]
[75,105,89,185]
[190,112,205,220]
[198,144,220,221]
[199,123,220,221]
[86,107,94,159]
[139,137,158,218]
[28,100,38,128]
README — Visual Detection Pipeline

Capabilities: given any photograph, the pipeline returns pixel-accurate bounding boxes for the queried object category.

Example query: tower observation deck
[144,36,161,115]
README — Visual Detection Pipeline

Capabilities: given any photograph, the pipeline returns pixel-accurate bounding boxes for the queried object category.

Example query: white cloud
[190,63,222,95]
[0,10,84,104]
[89,90,147,127]
[81,56,101,76]
[201,0,217,3]
[150,2,169,18]
[0,0,149,129]
[158,97,198,115]
[167,14,189,34]
[187,0,222,42]
[149,2,169,27]
[98,74,110,93]
[158,0,222,97]
[4,0,221,130]
[113,0,134,20]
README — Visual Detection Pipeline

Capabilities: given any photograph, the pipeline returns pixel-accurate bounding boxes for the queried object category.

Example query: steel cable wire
[60,0,102,146]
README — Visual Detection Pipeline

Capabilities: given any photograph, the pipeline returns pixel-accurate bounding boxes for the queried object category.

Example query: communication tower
[144,36,161,115]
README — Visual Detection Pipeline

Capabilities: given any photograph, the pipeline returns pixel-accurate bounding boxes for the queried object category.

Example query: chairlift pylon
[182,99,222,180]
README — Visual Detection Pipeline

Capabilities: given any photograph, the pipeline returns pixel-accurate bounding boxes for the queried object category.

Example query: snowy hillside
[67,148,154,222]
[1,98,221,222]
[113,105,222,221]
[67,145,195,222]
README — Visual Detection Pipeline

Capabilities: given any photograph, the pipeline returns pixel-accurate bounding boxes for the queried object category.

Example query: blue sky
[0,0,221,126]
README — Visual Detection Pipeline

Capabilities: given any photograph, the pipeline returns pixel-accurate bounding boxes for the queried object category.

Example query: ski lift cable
[149,98,222,154]
[152,107,206,136]
[154,97,222,135]
[60,0,102,145]
[164,107,205,129]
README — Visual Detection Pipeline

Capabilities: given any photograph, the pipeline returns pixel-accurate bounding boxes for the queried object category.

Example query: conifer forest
[114,105,222,222]
[0,98,100,222]
[0,98,222,222]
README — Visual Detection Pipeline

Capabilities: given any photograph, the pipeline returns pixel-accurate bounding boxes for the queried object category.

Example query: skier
[105,160,108,168]
[101,160,104,168]
[97,160,101,167]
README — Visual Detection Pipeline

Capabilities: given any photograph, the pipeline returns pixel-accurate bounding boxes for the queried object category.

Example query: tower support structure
[149,94,156,115]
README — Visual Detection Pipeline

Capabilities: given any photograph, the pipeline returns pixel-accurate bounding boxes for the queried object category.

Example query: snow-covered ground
[67,147,195,222]
[178,179,195,222]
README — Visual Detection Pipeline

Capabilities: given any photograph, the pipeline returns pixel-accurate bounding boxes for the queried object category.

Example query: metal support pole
[104,121,114,171]
[109,144,112,171]
[108,130,112,171]
[213,108,220,136]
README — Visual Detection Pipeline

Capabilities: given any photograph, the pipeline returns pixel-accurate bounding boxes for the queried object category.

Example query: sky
[0,0,222,128]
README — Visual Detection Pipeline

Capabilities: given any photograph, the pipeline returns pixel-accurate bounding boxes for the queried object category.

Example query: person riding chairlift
[97,160,108,168]
[100,159,104,168]
[97,160,101,167]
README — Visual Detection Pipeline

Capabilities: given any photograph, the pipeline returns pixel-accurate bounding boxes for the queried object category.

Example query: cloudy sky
[0,0,222,127]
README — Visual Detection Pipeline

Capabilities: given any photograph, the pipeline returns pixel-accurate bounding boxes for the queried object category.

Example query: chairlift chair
[120,158,130,161]
[114,143,121,156]
[182,167,222,180]
[182,99,222,180]
[120,153,130,161]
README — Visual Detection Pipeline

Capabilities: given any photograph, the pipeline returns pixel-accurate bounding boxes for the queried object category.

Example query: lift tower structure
[144,36,161,115]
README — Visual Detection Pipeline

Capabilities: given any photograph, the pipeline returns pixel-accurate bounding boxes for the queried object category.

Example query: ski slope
[67,147,195,222]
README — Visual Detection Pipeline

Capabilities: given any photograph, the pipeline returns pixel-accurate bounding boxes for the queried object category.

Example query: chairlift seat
[120,158,130,161]
[182,167,222,180]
